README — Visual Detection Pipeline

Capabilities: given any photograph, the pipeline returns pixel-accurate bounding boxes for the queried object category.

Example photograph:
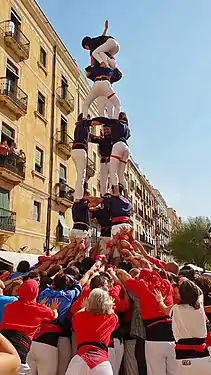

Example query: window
[40,47,47,67]
[61,76,68,99]
[6,59,19,87]
[93,152,97,170]
[1,123,15,147]
[59,164,66,183]
[37,91,45,117]
[33,201,41,222]
[10,8,21,28]
[60,116,67,143]
[93,187,97,197]
[0,188,9,211]
[35,147,43,174]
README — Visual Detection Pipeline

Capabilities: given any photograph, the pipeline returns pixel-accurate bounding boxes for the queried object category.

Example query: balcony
[0,154,26,184]
[57,131,73,158]
[56,87,74,114]
[56,182,74,207]
[0,21,30,61]
[0,78,28,119]
[86,157,95,179]
[0,208,16,234]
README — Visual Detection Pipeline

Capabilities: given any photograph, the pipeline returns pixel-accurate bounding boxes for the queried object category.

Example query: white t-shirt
[171,304,207,342]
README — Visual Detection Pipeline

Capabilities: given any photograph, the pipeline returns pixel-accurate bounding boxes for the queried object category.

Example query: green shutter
[35,149,42,166]
[0,188,9,210]
[2,124,13,138]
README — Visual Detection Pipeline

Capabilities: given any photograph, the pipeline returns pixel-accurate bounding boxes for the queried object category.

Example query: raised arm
[102,20,109,36]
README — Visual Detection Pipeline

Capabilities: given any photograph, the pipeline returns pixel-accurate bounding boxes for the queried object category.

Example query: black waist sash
[1,329,31,364]
[77,341,108,352]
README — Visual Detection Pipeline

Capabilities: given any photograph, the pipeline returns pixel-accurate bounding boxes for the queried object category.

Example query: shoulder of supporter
[36,302,55,321]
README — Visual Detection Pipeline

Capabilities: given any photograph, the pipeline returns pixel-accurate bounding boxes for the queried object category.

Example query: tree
[168,216,211,268]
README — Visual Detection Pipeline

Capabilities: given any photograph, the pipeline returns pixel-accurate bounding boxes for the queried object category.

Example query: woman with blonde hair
[65,288,118,375]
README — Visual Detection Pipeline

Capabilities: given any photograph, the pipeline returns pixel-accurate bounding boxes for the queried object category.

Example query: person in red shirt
[0,280,58,375]
[66,288,118,375]
[116,268,177,375]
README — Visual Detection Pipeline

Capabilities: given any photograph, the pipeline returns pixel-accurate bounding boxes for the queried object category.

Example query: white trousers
[98,236,111,255]
[82,81,120,119]
[27,341,58,375]
[145,341,176,375]
[110,141,129,188]
[96,97,114,118]
[111,223,132,237]
[176,357,211,375]
[65,355,113,375]
[108,339,124,375]
[123,339,139,375]
[71,149,87,200]
[100,162,110,196]
[19,364,32,375]
[92,38,120,68]
[70,228,88,239]
[57,337,72,375]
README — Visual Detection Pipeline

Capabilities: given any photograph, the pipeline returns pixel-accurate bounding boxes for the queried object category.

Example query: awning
[59,215,70,237]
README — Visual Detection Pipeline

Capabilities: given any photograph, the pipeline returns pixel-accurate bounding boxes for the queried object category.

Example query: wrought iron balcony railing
[56,87,74,113]
[57,131,73,157]
[0,208,16,232]
[58,182,74,202]
[0,78,28,112]
[0,20,30,58]
[0,154,26,179]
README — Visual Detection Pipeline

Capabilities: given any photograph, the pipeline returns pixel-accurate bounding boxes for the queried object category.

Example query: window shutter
[35,149,42,166]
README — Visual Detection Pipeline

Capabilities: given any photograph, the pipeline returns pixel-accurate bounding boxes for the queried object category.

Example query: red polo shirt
[125,269,173,320]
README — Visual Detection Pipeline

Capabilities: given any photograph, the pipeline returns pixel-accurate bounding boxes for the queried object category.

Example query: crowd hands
[1,226,211,375]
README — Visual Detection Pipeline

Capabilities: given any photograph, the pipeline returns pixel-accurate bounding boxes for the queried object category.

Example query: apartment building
[167,208,181,233]
[126,158,156,255]
[0,0,100,254]
[153,189,170,259]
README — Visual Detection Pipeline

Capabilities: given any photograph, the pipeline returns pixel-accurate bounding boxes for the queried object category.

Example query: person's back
[38,275,81,324]
[0,295,17,323]
[110,195,132,218]
[73,310,117,347]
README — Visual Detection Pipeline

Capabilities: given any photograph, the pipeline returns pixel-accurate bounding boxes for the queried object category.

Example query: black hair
[118,112,128,124]
[64,266,80,280]
[23,271,40,282]
[77,113,90,121]
[53,274,68,290]
[81,257,95,274]
[17,261,30,274]
[82,36,91,49]
[111,183,124,195]
[118,261,133,273]
[179,279,200,309]
[90,275,107,291]
[179,267,195,281]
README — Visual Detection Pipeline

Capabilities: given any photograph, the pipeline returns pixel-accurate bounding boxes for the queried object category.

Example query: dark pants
[135,338,147,375]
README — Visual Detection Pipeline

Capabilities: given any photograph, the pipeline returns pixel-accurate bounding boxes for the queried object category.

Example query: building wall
[126,158,156,255]
[167,208,181,234]
[0,0,100,253]
[153,189,170,259]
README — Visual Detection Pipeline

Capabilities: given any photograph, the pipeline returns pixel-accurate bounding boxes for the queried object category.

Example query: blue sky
[37,0,211,219]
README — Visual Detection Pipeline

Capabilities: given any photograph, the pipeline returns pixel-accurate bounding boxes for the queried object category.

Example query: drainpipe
[45,45,57,255]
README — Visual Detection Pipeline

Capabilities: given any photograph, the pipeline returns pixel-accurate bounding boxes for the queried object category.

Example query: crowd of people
[0,20,211,375]
[0,247,211,375]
